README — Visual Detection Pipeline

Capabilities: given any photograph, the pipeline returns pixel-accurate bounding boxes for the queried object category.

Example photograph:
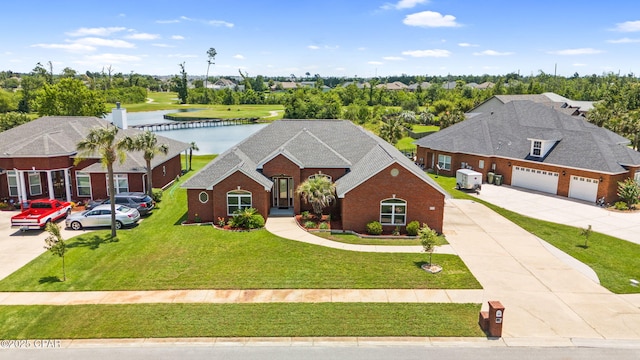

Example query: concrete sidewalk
[0,288,483,305]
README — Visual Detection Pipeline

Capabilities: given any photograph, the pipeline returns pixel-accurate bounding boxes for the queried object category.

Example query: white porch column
[17,170,27,202]
[64,168,72,202]
[47,170,55,199]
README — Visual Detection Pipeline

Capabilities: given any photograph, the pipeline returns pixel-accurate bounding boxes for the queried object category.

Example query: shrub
[392,226,401,236]
[301,211,311,220]
[614,201,629,211]
[318,222,329,230]
[151,188,163,203]
[228,208,265,229]
[304,221,316,229]
[406,220,420,236]
[0,202,11,210]
[366,221,383,235]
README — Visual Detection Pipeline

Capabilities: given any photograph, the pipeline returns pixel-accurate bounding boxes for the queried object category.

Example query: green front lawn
[0,156,480,292]
[0,303,484,339]
[313,232,447,246]
[412,125,439,133]
[431,174,640,294]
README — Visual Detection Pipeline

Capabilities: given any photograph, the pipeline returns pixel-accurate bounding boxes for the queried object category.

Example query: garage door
[568,176,599,203]
[511,166,559,194]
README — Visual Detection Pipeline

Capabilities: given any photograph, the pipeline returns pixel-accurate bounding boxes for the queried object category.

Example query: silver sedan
[65,204,140,230]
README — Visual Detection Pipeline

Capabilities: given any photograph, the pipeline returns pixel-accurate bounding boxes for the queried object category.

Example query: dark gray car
[85,192,155,216]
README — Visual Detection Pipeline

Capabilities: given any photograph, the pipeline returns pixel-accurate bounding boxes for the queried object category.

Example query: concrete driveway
[472,185,640,245]
[0,210,88,280]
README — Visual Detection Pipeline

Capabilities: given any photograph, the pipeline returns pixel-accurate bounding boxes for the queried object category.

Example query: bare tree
[204,48,217,91]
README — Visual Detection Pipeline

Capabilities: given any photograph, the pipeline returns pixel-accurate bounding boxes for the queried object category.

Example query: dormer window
[532,141,542,156]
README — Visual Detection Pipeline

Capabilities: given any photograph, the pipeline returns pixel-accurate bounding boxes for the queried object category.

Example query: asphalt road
[4,346,640,360]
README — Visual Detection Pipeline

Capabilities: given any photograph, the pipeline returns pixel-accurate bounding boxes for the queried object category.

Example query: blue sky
[2,0,640,78]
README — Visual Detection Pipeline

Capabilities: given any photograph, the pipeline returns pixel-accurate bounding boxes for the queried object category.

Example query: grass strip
[0,303,483,339]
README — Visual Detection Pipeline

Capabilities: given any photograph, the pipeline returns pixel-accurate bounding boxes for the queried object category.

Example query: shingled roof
[182,119,448,197]
[0,116,189,173]
[415,100,640,174]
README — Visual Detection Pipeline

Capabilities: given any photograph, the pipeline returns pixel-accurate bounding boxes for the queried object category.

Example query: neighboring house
[271,81,299,91]
[414,100,640,204]
[0,116,189,204]
[210,78,236,89]
[376,81,409,91]
[475,81,495,90]
[470,92,595,117]
[182,120,448,233]
[407,82,431,91]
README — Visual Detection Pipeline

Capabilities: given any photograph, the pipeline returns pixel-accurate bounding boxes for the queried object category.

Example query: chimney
[111,101,128,129]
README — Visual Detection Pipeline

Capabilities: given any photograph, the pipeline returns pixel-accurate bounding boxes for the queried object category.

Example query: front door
[52,170,66,200]
[273,177,293,208]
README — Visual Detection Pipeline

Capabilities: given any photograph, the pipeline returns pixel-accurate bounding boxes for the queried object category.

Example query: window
[227,190,252,215]
[380,198,406,225]
[199,191,209,204]
[635,171,640,183]
[308,173,332,181]
[28,172,42,196]
[106,174,129,195]
[532,140,542,156]
[7,170,18,197]
[76,172,91,197]
[478,160,484,169]
[437,154,451,171]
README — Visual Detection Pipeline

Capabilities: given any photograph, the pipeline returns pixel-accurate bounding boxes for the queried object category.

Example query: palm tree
[296,176,336,219]
[76,125,128,239]
[188,141,199,171]
[124,131,169,196]
[204,47,217,100]
[379,117,403,145]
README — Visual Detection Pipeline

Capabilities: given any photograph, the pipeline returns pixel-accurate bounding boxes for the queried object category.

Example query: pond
[104,110,268,155]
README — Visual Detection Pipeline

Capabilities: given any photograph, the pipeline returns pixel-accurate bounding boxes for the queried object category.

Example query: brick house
[0,116,189,205]
[414,100,640,204]
[181,120,448,233]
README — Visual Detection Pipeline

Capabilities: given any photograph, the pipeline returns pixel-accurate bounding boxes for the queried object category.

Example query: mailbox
[487,301,505,337]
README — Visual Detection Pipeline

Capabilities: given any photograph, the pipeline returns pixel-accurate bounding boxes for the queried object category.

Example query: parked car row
[65,204,140,230]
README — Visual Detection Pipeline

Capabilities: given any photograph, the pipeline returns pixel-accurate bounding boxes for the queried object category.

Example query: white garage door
[568,176,599,203]
[511,166,559,194]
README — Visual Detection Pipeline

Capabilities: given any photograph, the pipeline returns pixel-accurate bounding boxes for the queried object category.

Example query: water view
[105,110,268,155]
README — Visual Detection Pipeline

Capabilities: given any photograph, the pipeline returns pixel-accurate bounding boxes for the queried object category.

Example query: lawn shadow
[576,244,589,249]
[175,211,188,226]
[38,276,62,284]
[414,261,429,269]
[67,234,119,250]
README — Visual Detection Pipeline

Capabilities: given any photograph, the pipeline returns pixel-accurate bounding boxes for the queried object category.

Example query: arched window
[227,190,252,215]
[380,198,406,225]
[308,173,332,181]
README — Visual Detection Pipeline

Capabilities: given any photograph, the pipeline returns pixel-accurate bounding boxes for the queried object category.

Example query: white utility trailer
[456,169,482,193]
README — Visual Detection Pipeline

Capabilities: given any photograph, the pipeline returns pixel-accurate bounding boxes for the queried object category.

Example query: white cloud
[572,63,587,67]
[171,35,185,40]
[207,20,234,28]
[548,48,603,55]
[368,61,383,65]
[473,50,513,56]
[66,27,126,37]
[156,19,180,24]
[383,56,404,60]
[458,42,478,47]
[402,49,451,57]
[31,43,96,52]
[381,0,429,10]
[613,20,640,32]
[152,43,174,48]
[125,33,160,40]
[607,37,640,43]
[233,54,245,60]
[357,47,367,51]
[74,37,136,48]
[403,11,460,28]
[335,67,346,72]
[308,45,320,50]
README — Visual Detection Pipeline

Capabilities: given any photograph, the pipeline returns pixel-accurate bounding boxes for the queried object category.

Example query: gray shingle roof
[415,100,640,174]
[0,116,189,173]
[182,120,448,197]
